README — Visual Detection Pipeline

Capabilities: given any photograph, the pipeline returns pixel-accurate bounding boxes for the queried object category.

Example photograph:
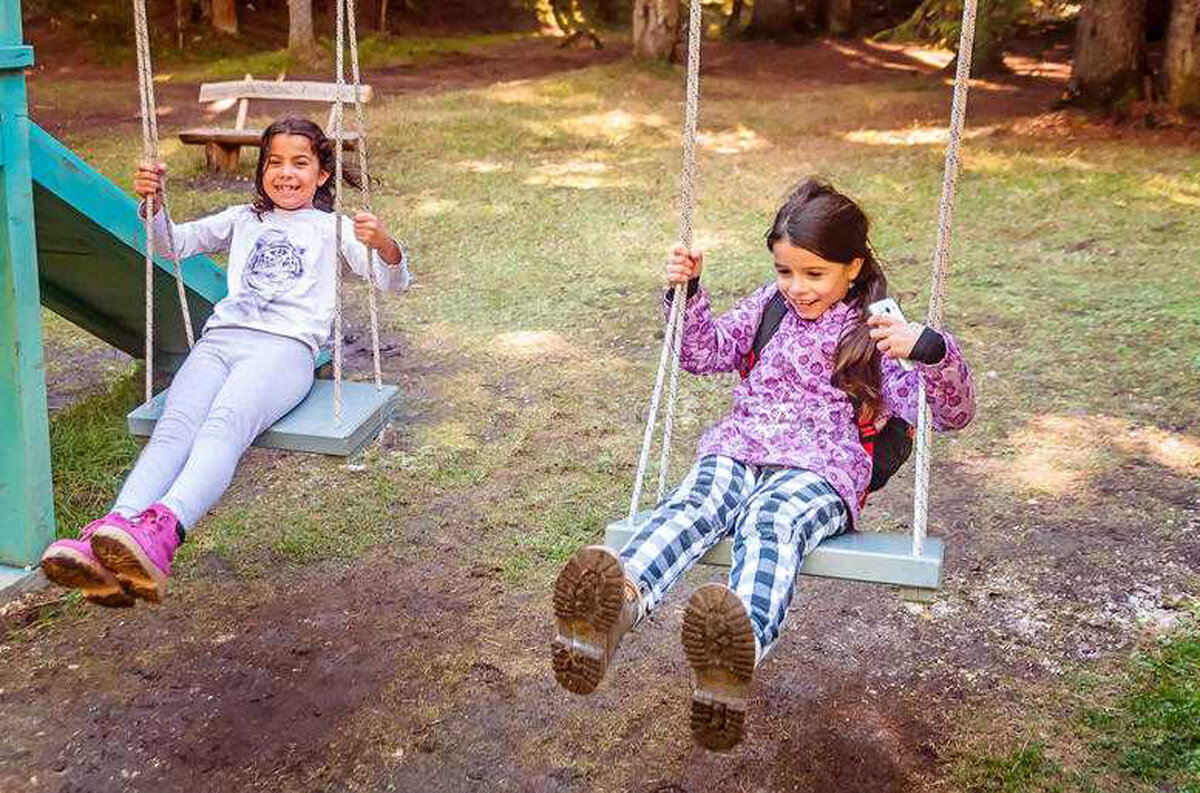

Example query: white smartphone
[868,298,915,371]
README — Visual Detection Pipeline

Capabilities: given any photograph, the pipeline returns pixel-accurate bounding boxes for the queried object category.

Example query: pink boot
[90,503,182,603]
[40,514,137,608]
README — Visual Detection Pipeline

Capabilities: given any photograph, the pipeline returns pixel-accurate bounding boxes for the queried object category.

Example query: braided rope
[655,0,703,501]
[912,0,978,557]
[132,0,194,404]
[629,0,702,517]
[344,0,384,391]
[332,0,386,424]
[333,0,347,423]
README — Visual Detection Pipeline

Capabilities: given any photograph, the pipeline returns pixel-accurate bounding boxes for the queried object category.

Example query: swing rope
[628,0,702,521]
[912,0,979,556]
[132,0,195,403]
[629,0,980,563]
[332,0,385,424]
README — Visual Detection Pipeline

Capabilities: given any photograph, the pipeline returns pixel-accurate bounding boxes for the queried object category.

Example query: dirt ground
[4,32,1198,793]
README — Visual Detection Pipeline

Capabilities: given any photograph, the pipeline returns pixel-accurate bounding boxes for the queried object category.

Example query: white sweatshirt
[150,204,410,355]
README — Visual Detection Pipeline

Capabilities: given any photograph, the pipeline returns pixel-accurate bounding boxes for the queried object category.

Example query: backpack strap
[739,289,788,379]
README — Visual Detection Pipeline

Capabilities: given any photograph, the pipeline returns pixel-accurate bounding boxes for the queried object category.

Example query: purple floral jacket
[669,284,975,525]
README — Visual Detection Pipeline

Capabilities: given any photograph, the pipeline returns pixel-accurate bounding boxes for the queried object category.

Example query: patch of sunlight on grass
[456,159,510,174]
[1138,172,1200,208]
[980,415,1200,496]
[490,330,572,359]
[698,125,770,155]
[558,109,671,145]
[844,124,999,147]
[524,158,633,190]
[968,149,1100,174]
[413,197,461,218]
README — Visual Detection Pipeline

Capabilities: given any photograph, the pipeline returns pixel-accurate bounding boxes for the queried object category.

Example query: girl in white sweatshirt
[41,117,410,607]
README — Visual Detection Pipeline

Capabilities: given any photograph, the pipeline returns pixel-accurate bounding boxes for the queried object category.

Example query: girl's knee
[196,406,255,445]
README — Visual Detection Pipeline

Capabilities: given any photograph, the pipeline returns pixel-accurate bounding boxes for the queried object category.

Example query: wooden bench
[179,77,374,174]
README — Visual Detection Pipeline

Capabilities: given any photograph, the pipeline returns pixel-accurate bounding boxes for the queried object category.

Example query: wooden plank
[128,380,400,457]
[605,515,943,592]
[179,128,361,147]
[199,80,373,104]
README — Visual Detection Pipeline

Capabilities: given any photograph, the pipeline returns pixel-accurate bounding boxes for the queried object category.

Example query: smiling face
[260,133,329,210]
[772,240,863,321]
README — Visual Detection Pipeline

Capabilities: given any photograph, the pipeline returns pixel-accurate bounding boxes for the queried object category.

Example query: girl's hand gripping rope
[134,161,166,215]
[666,243,703,286]
[353,211,403,267]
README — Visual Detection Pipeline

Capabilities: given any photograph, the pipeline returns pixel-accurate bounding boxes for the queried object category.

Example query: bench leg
[204,142,241,174]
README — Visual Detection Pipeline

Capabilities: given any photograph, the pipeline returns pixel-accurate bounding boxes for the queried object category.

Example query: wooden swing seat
[127,380,399,457]
[605,513,943,603]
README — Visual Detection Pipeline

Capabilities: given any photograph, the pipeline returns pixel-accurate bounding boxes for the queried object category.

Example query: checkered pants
[618,455,848,663]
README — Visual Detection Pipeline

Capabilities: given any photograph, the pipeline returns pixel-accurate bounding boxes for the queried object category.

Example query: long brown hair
[251,117,363,216]
[766,179,889,421]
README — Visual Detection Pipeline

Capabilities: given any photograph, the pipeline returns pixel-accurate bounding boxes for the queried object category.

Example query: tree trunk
[827,0,854,36]
[632,0,681,60]
[745,0,794,39]
[1066,0,1147,110]
[212,0,237,34]
[724,0,746,35]
[289,0,322,63]
[379,0,389,33]
[1163,0,1200,113]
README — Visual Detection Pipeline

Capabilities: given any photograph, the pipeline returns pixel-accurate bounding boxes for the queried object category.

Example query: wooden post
[0,0,55,572]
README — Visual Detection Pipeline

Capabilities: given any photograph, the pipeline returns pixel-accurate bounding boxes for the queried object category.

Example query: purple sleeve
[661,284,774,376]
[880,330,975,431]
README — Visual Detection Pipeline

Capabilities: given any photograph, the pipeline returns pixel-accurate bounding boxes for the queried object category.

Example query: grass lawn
[17,36,1200,792]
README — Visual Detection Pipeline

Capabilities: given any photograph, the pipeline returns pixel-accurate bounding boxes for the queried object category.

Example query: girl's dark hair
[252,116,363,216]
[766,178,889,421]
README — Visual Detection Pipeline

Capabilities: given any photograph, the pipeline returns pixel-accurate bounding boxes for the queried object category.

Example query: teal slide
[29,123,226,374]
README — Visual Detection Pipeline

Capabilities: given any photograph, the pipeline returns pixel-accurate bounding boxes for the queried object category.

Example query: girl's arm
[665,284,774,375]
[134,162,239,258]
[147,205,242,259]
[337,213,411,294]
[878,328,975,431]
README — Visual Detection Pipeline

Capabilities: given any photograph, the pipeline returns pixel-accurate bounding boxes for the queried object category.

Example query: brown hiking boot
[551,545,640,695]
[682,583,757,751]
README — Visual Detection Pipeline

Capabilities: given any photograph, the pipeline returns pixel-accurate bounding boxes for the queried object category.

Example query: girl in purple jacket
[551,179,975,750]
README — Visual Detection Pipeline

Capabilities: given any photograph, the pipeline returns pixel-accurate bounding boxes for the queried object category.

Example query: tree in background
[289,0,322,63]
[212,0,238,34]
[1163,0,1200,113]
[1064,0,1147,110]
[632,0,680,59]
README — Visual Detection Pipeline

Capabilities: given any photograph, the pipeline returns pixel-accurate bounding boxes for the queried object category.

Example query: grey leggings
[114,327,315,529]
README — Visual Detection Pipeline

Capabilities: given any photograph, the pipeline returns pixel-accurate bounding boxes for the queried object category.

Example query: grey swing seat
[128,379,399,457]
[606,516,944,603]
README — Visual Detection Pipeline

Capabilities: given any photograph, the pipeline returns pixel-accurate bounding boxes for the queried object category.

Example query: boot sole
[41,546,136,609]
[551,546,626,695]
[90,528,168,604]
[682,583,756,752]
